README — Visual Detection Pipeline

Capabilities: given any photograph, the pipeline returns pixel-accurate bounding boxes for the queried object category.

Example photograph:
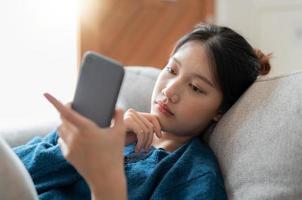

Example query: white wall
[0,0,78,128]
[215,0,302,77]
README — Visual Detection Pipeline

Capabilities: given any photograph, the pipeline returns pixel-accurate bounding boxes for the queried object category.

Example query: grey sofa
[1,66,302,199]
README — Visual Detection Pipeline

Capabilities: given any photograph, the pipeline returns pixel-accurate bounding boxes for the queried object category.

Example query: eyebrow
[172,57,215,88]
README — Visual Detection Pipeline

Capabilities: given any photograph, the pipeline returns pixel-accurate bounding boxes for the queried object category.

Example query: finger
[125,131,137,145]
[112,109,124,130]
[125,114,146,153]
[146,114,162,138]
[57,124,72,143]
[58,137,68,156]
[129,113,150,149]
[128,110,149,135]
[44,93,90,129]
[131,110,154,133]
[135,130,145,154]
[129,111,156,151]
[111,109,127,145]
[61,117,78,134]
[57,125,65,139]
[61,116,77,129]
[133,116,153,151]
[142,113,162,138]
[135,115,154,150]
[151,117,162,138]
[145,129,154,151]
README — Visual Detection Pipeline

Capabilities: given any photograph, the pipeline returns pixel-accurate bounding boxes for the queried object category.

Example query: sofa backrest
[116,66,160,112]
[208,71,302,199]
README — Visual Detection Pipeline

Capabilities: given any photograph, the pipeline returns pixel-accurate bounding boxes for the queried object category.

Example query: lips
[155,101,175,116]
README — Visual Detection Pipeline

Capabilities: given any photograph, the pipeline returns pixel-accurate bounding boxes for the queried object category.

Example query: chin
[157,118,177,133]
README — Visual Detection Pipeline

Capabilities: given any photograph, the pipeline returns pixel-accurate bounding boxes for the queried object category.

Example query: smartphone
[72,51,124,127]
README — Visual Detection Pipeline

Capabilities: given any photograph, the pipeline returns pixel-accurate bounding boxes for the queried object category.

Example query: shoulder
[175,138,225,186]
[158,172,227,199]
[156,138,227,199]
[159,137,225,185]
[176,138,223,176]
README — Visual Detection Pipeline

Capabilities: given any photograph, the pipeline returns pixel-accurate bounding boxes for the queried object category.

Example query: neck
[152,132,193,152]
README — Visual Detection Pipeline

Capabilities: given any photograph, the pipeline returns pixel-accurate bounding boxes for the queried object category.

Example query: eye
[166,66,176,75]
[189,83,203,94]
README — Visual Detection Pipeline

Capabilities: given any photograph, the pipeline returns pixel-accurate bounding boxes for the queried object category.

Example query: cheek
[176,98,220,128]
[180,100,211,121]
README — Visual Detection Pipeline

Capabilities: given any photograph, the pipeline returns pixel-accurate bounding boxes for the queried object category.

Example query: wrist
[90,168,127,200]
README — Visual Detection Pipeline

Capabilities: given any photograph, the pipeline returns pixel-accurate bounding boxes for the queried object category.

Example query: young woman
[15,23,271,200]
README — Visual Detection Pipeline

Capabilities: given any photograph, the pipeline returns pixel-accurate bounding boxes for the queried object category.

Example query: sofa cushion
[208,71,302,199]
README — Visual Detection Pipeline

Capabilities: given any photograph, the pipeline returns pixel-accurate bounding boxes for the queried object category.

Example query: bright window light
[0,0,78,128]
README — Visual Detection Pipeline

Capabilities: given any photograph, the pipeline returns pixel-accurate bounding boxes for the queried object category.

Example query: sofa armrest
[0,120,59,148]
[0,136,38,199]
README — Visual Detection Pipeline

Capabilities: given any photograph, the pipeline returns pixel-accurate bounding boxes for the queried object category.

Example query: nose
[161,80,180,104]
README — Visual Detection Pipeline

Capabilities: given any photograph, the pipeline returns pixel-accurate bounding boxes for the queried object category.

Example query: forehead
[173,41,212,80]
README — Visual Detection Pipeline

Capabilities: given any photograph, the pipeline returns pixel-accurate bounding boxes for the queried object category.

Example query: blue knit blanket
[14,130,227,200]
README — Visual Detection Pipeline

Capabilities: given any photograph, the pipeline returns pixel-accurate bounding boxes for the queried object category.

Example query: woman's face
[150,41,223,137]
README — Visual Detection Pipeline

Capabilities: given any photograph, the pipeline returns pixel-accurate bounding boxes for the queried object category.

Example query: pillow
[116,66,161,112]
[0,136,38,200]
[208,71,302,199]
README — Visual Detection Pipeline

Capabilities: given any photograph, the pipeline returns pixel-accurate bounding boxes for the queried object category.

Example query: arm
[90,168,127,200]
